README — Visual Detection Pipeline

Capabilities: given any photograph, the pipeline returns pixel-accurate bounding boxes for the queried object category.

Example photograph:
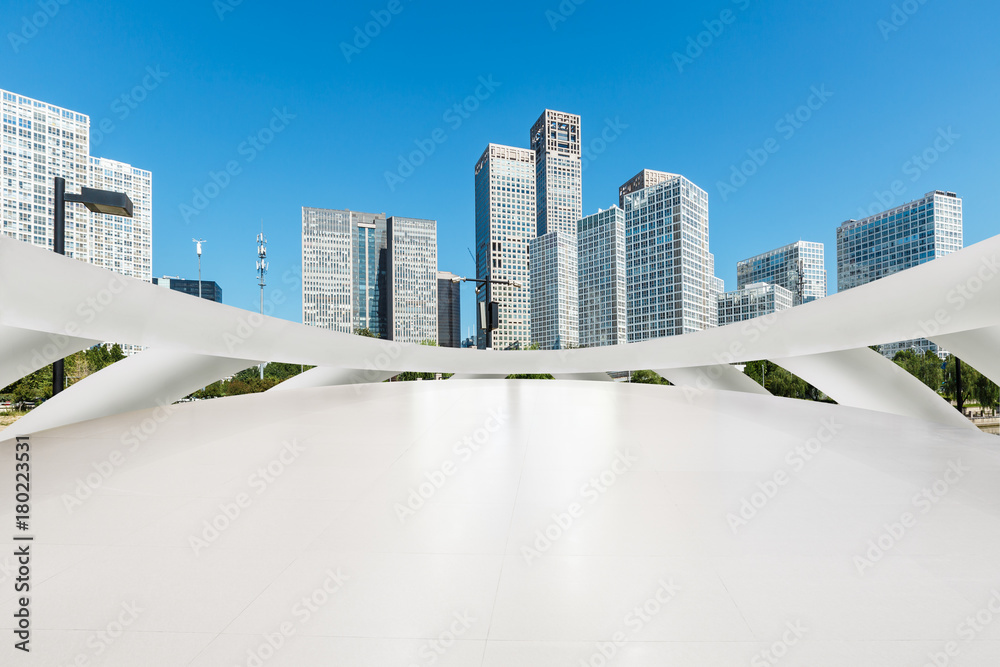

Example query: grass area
[0,411,28,433]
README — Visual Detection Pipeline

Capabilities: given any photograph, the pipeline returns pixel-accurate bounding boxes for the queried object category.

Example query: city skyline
[1,1,997,333]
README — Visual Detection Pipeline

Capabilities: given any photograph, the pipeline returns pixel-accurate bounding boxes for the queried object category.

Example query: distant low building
[153,276,222,303]
[717,282,793,326]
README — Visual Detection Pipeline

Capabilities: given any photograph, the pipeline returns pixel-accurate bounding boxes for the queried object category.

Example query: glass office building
[474,144,536,349]
[530,109,581,237]
[529,230,578,350]
[153,277,222,303]
[436,271,461,348]
[352,211,388,338]
[717,282,793,326]
[578,206,627,348]
[387,216,437,344]
[737,241,827,306]
[837,190,963,357]
[623,172,715,341]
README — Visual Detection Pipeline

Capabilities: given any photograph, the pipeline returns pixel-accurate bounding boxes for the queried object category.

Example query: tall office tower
[436,271,461,348]
[717,282,793,326]
[87,157,152,282]
[618,169,678,208]
[386,216,437,344]
[474,144,536,349]
[1,89,90,257]
[737,241,826,306]
[623,172,714,342]
[301,207,387,335]
[529,231,578,349]
[708,253,722,328]
[153,277,223,303]
[837,190,963,357]
[530,109,581,236]
[577,206,627,348]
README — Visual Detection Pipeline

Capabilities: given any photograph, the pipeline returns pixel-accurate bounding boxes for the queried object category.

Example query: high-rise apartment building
[578,206,627,348]
[529,231,578,349]
[87,157,152,282]
[618,169,678,209]
[837,190,963,357]
[737,241,826,306]
[2,89,90,258]
[475,144,536,349]
[302,207,388,335]
[387,216,437,344]
[437,271,461,348]
[717,282,793,326]
[622,172,714,341]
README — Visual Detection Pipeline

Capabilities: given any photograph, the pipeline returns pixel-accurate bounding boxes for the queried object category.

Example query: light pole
[51,177,134,396]
[256,228,268,379]
[192,239,206,299]
[448,275,522,350]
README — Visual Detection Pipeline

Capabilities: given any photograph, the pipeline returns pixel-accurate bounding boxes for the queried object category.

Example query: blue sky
[3,0,998,332]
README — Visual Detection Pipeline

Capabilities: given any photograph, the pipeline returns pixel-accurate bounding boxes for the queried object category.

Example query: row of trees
[189,363,311,399]
[1,344,126,408]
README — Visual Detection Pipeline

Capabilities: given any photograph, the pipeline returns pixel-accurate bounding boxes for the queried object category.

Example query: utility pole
[192,238,206,299]
[256,225,268,379]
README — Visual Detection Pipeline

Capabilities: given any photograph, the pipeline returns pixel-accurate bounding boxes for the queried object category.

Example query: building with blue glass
[737,241,827,306]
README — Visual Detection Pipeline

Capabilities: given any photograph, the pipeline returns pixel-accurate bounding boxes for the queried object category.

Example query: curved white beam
[4,349,257,439]
[269,366,397,391]
[770,348,972,429]
[551,372,614,382]
[0,323,100,388]
[656,364,771,396]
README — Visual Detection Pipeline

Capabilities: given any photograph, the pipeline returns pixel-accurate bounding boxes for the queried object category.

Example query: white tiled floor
[1,379,999,666]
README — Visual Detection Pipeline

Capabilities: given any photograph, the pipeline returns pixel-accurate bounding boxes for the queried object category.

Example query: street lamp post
[256,228,268,379]
[192,239,206,299]
[51,176,133,396]
[449,275,521,350]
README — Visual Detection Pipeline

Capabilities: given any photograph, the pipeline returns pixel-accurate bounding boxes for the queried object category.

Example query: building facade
[387,216,437,344]
[578,206,627,348]
[717,282,793,326]
[623,172,715,341]
[529,231,578,349]
[475,144,536,349]
[837,190,963,357]
[87,157,152,282]
[153,277,222,303]
[618,169,678,209]
[737,241,826,306]
[352,211,388,338]
[530,109,581,236]
[436,271,461,348]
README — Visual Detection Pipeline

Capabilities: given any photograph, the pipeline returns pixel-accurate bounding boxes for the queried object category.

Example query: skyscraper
[529,231,578,349]
[836,190,963,357]
[87,157,152,282]
[436,271,461,348]
[623,172,714,341]
[1,89,90,257]
[717,282,793,326]
[618,169,678,209]
[578,206,627,348]
[737,241,826,306]
[302,207,388,335]
[387,216,437,344]
[474,144,536,349]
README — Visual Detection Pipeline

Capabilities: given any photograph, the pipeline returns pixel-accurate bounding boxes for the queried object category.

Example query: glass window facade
[736,240,826,306]
[529,230,578,350]
[387,216,437,344]
[717,282,793,326]
[578,206,627,348]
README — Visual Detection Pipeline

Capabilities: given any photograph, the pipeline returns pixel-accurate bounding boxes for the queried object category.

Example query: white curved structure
[2,234,1000,665]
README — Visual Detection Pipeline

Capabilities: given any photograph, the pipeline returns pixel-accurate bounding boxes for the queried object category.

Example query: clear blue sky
[3,0,998,332]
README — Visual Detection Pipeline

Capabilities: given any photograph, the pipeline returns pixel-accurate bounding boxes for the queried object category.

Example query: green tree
[629,370,670,385]
[354,327,378,338]
[2,366,52,407]
[744,360,824,400]
[893,349,943,393]
[973,371,1000,412]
